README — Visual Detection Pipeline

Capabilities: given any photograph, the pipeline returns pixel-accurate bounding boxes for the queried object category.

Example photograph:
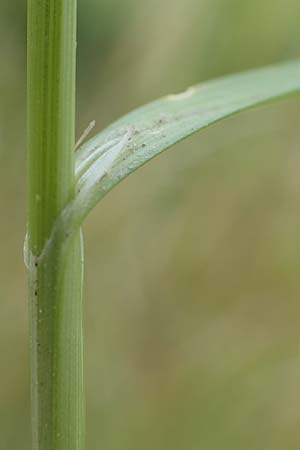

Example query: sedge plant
[26,0,300,448]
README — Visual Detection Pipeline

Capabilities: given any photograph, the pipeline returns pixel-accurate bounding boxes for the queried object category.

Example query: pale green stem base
[29,232,84,450]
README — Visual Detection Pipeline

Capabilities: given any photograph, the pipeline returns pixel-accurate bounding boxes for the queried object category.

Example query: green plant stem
[27,1,84,449]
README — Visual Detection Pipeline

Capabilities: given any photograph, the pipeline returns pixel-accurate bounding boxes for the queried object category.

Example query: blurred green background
[1,0,300,448]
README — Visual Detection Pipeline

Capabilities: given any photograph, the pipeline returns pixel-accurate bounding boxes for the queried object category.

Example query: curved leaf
[75,60,300,223]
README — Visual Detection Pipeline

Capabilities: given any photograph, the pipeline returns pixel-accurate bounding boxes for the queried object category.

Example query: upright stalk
[27,1,84,449]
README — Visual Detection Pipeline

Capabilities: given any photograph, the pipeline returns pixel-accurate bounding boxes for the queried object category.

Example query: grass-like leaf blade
[75,60,300,223]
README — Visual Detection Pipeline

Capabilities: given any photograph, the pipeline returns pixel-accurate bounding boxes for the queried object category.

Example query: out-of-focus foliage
[1,0,300,449]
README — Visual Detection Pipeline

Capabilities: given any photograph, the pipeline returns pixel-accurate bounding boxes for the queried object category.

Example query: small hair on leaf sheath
[75,120,96,151]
